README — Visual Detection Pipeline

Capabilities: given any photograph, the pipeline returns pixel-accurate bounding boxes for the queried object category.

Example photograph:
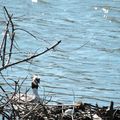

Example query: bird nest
[0,98,120,120]
[0,82,120,120]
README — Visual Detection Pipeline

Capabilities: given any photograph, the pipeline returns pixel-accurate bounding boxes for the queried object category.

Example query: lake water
[0,0,120,106]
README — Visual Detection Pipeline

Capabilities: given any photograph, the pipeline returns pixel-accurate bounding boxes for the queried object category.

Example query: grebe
[12,75,43,103]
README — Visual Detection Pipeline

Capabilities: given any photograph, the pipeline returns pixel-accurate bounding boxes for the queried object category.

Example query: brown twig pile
[0,83,50,120]
[0,87,120,120]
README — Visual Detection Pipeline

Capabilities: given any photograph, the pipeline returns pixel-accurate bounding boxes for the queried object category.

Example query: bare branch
[0,40,61,71]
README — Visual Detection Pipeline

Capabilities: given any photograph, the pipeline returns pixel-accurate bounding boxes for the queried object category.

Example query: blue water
[0,0,120,106]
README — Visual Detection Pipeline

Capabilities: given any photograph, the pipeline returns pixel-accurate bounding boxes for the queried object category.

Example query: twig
[7,32,15,65]
[72,89,75,120]
[20,103,40,119]
[0,40,61,71]
[4,6,15,66]
[16,76,28,94]
[3,6,14,31]
[1,21,9,67]
[0,72,14,90]
[14,28,38,41]
[0,85,11,105]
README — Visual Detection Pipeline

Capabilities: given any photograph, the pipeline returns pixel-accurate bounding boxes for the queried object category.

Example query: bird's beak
[36,78,40,83]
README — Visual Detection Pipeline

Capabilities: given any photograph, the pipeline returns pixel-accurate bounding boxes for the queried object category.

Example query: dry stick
[0,85,20,119]
[4,7,15,65]
[13,28,38,52]
[11,27,39,71]
[0,85,10,101]
[109,101,114,120]
[96,103,102,117]
[0,31,6,59]
[14,28,38,41]
[0,86,15,112]
[42,86,55,105]
[14,80,19,94]
[113,109,118,119]
[0,95,5,102]
[3,7,13,25]
[20,103,40,119]
[0,7,13,62]
[89,105,93,120]
[0,40,61,71]
[17,76,28,94]
[3,7,14,31]
[71,89,75,120]
[0,72,14,90]
[2,31,7,67]
[7,32,15,65]
[8,30,20,50]
[8,29,20,52]
[1,22,9,67]
[15,28,51,45]
[2,112,10,120]
[74,41,89,50]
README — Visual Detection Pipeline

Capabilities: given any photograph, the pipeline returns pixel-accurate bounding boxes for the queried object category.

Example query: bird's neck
[32,88,39,98]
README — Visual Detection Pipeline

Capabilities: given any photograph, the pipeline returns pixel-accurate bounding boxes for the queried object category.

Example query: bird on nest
[12,75,43,104]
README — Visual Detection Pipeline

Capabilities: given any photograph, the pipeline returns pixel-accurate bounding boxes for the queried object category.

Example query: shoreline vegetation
[0,7,120,120]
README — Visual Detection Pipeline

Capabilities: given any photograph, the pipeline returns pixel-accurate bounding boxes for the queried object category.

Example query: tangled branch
[0,6,61,72]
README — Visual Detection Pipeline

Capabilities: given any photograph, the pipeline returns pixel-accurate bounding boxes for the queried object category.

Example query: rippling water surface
[0,0,120,106]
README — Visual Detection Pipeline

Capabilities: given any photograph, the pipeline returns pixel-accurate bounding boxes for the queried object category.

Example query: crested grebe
[12,75,43,103]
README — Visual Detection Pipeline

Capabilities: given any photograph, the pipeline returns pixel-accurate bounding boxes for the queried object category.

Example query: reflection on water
[0,0,120,106]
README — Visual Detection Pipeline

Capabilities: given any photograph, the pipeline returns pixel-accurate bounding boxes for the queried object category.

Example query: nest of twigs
[0,98,120,120]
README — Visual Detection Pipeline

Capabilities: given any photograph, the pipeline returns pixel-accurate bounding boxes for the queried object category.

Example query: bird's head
[31,75,40,89]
